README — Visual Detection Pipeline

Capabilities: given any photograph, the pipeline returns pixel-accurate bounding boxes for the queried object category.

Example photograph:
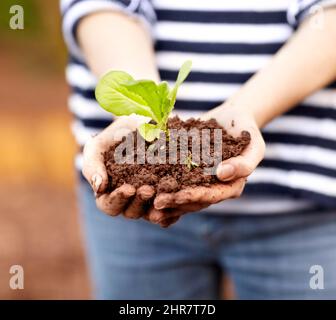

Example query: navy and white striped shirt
[61,0,336,213]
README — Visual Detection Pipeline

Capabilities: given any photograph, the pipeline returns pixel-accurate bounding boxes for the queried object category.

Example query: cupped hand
[213,104,265,183]
[145,178,246,227]
[148,104,265,227]
[82,116,156,219]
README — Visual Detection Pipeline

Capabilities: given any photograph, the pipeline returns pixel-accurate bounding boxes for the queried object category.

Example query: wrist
[205,101,260,129]
[224,99,268,129]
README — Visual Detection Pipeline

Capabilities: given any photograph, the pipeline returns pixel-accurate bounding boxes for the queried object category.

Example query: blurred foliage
[0,0,67,73]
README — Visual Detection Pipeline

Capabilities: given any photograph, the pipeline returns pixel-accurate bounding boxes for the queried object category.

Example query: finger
[154,193,177,210]
[148,202,208,226]
[82,121,136,193]
[193,180,245,204]
[82,137,109,194]
[167,203,209,215]
[146,207,167,224]
[155,180,245,210]
[173,188,205,205]
[157,202,210,227]
[217,128,265,182]
[123,185,155,219]
[154,188,208,209]
[146,206,183,224]
[159,216,180,228]
[157,203,208,222]
[142,212,150,221]
[156,203,207,224]
[148,202,210,226]
[149,208,181,223]
[96,184,135,216]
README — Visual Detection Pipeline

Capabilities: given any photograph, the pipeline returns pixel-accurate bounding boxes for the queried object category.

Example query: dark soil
[104,116,250,194]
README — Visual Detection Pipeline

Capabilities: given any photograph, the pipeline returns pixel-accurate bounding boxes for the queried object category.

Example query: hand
[145,179,246,227]
[82,116,156,219]
[148,104,265,227]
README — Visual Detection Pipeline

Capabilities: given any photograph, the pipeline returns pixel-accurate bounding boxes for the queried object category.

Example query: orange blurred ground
[0,47,90,299]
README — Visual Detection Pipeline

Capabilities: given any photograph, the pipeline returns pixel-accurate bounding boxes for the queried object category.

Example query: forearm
[208,9,336,128]
[77,11,159,81]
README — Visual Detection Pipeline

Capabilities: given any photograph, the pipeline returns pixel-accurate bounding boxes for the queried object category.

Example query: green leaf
[138,123,162,142]
[168,60,192,110]
[95,61,192,142]
[157,81,170,102]
[156,81,170,118]
[176,60,193,87]
[124,79,163,122]
[95,71,159,121]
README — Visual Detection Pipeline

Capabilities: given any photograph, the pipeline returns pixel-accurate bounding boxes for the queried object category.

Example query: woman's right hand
[82,116,155,219]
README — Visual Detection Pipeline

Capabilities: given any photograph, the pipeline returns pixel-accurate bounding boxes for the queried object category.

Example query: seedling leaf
[95,71,158,121]
[168,60,192,110]
[138,123,162,142]
[95,61,192,142]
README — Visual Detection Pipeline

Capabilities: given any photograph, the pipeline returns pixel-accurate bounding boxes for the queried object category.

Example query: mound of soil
[104,116,250,194]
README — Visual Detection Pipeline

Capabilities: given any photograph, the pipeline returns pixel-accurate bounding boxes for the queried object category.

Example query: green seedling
[185,152,199,170]
[95,60,192,142]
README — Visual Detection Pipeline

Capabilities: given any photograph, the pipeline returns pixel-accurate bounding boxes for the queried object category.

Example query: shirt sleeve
[60,0,156,61]
[287,0,336,28]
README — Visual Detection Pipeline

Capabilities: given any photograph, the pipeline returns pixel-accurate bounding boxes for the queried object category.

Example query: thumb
[216,156,253,182]
[217,129,265,182]
[82,137,109,193]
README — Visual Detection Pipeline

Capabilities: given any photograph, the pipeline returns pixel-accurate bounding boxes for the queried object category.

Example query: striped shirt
[61,0,336,214]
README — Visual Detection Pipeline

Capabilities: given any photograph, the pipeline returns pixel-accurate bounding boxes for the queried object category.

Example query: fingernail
[217,164,235,180]
[92,174,102,192]
[154,200,165,210]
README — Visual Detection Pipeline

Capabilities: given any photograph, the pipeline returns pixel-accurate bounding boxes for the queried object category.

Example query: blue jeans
[78,180,336,299]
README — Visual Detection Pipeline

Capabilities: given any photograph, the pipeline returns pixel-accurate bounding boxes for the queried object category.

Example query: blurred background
[0,0,90,298]
[0,0,235,300]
